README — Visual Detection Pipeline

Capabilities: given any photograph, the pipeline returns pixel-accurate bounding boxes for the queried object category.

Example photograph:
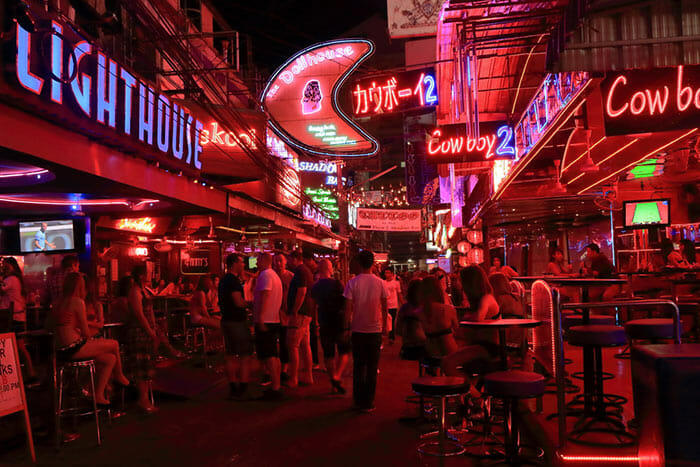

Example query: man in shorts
[219,253,252,399]
[286,250,315,387]
[273,253,294,381]
[253,253,284,400]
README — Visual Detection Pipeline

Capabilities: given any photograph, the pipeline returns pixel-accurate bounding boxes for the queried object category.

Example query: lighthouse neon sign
[14,21,203,170]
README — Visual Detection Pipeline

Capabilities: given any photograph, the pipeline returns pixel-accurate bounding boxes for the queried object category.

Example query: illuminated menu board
[262,40,379,158]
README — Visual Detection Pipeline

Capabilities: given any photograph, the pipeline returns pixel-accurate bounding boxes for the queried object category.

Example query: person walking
[382,267,403,344]
[343,250,388,413]
[253,253,284,400]
[273,253,294,383]
[219,254,252,400]
[286,250,315,388]
[311,259,349,394]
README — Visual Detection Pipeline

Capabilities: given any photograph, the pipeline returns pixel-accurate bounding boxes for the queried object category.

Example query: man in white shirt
[253,253,284,400]
[343,250,387,413]
[382,268,403,343]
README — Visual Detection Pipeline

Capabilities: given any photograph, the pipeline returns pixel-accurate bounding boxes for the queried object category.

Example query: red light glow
[118,217,156,233]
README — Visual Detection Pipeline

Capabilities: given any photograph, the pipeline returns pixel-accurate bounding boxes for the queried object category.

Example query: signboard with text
[0,333,35,461]
[1,15,203,174]
[601,65,700,136]
[352,67,437,116]
[180,249,211,275]
[426,122,515,164]
[514,71,590,159]
[356,208,422,232]
[262,39,379,157]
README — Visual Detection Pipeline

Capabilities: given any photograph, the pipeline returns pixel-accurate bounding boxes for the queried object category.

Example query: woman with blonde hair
[54,272,129,406]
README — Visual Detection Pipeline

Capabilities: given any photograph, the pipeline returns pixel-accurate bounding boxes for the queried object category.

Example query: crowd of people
[0,241,640,417]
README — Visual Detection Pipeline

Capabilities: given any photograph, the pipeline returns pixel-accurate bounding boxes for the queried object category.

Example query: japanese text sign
[262,39,379,157]
[602,65,700,136]
[352,67,437,116]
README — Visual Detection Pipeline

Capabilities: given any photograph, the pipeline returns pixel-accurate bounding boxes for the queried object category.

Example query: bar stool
[412,376,469,457]
[56,358,102,446]
[420,355,443,376]
[483,370,546,465]
[399,346,427,422]
[567,324,636,446]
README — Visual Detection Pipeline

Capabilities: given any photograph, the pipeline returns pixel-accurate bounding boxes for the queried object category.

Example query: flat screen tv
[623,199,670,228]
[19,220,75,253]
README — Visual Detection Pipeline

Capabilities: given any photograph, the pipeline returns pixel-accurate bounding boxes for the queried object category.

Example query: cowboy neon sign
[118,217,156,234]
[602,65,700,136]
[426,123,515,163]
[14,21,203,170]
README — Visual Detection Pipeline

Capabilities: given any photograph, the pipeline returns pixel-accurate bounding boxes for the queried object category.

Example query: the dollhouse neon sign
[261,39,379,157]
[14,21,203,170]
[352,68,438,116]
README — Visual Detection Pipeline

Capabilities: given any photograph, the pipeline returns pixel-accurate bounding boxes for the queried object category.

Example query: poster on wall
[356,208,422,232]
[387,0,442,38]
[405,115,439,206]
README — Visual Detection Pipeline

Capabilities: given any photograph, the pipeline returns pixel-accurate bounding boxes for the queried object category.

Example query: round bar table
[459,319,541,369]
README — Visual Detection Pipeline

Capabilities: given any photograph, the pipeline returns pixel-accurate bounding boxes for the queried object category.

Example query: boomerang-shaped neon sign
[261,39,379,157]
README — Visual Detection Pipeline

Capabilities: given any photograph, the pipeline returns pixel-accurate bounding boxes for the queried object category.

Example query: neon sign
[118,217,156,234]
[352,68,438,116]
[304,187,339,219]
[514,71,589,158]
[426,123,515,163]
[298,161,337,174]
[12,20,203,170]
[262,39,379,157]
[200,122,257,149]
[602,65,700,136]
[303,203,332,228]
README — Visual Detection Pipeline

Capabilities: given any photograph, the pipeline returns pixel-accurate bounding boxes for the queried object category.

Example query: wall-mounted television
[19,220,75,253]
[623,199,670,229]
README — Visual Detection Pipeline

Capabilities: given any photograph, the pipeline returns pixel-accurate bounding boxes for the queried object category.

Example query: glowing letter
[606,75,629,118]
[96,52,117,127]
[171,103,185,160]
[677,66,692,112]
[353,84,368,114]
[69,41,92,116]
[427,130,442,155]
[630,91,646,115]
[50,22,63,104]
[16,25,43,94]
[185,114,194,164]
[645,87,669,115]
[138,83,155,145]
[485,134,497,158]
[120,69,137,135]
[193,120,203,170]
[156,95,171,153]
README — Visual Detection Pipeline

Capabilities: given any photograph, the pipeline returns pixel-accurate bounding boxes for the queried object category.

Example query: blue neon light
[262,39,379,158]
[424,74,438,105]
[69,41,92,117]
[495,125,515,157]
[16,25,43,94]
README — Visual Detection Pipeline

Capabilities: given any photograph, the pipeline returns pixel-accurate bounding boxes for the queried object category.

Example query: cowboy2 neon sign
[426,123,515,163]
[352,68,438,115]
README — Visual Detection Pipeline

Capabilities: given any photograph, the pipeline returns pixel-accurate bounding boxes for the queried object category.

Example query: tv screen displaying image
[19,220,75,253]
[624,199,670,228]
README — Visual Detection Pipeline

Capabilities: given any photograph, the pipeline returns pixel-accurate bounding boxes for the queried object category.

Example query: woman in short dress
[124,268,158,413]
[54,272,129,405]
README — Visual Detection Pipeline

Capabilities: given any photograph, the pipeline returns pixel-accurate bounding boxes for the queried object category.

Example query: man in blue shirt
[34,223,55,251]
